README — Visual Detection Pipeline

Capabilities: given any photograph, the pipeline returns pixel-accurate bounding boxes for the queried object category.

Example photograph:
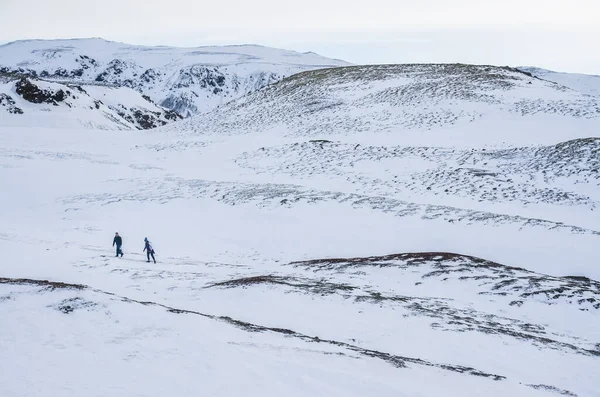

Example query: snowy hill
[0,38,350,117]
[162,64,600,229]
[1,62,599,397]
[518,66,600,97]
[170,64,600,142]
[0,74,180,129]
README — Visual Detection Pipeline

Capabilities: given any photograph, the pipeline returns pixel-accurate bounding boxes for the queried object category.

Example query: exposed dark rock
[174,66,227,90]
[122,79,135,89]
[112,106,181,130]
[15,78,69,105]
[70,85,87,94]
[140,68,160,84]
[94,58,133,84]
[0,67,37,78]
[106,59,125,75]
[515,68,535,78]
[0,277,86,290]
[163,109,182,121]
[132,110,157,129]
[160,93,198,116]
[526,384,577,396]
[113,107,135,125]
[53,297,98,314]
[77,55,98,69]
[206,275,356,295]
[53,67,69,78]
[0,93,23,114]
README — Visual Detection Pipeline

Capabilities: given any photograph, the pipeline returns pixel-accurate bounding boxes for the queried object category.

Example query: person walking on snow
[143,237,156,263]
[113,232,124,257]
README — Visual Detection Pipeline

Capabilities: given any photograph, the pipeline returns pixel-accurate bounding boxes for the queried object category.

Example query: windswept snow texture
[168,64,600,144]
[1,63,599,397]
[0,38,350,116]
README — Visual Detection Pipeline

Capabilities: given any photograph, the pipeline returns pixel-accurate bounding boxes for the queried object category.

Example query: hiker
[112,232,124,257]
[143,237,156,263]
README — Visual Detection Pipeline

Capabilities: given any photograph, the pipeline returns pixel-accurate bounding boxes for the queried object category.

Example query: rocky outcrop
[0,93,23,114]
[15,78,69,105]
[111,104,183,130]
[1,72,182,129]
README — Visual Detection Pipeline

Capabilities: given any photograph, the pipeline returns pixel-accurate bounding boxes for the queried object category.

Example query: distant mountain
[0,38,350,117]
[518,66,600,97]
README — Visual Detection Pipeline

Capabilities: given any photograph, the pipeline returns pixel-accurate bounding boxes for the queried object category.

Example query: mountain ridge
[0,38,351,117]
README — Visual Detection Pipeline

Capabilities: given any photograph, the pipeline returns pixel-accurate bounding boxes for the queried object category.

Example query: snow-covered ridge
[168,64,600,139]
[0,74,181,130]
[0,38,350,116]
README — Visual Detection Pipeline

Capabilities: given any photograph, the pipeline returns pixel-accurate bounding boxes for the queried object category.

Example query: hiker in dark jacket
[143,237,156,263]
[112,232,124,257]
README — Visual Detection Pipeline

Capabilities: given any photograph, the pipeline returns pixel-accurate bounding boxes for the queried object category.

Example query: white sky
[1,0,599,74]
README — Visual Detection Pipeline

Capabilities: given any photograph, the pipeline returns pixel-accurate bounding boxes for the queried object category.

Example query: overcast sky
[1,0,599,74]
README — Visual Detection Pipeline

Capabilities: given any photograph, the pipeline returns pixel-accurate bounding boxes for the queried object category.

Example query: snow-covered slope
[0,38,350,116]
[160,64,600,231]
[1,63,598,397]
[169,64,600,143]
[0,75,180,129]
[518,66,600,97]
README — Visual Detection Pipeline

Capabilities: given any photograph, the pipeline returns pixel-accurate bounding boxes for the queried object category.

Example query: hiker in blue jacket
[112,232,124,257]
[143,237,156,263]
